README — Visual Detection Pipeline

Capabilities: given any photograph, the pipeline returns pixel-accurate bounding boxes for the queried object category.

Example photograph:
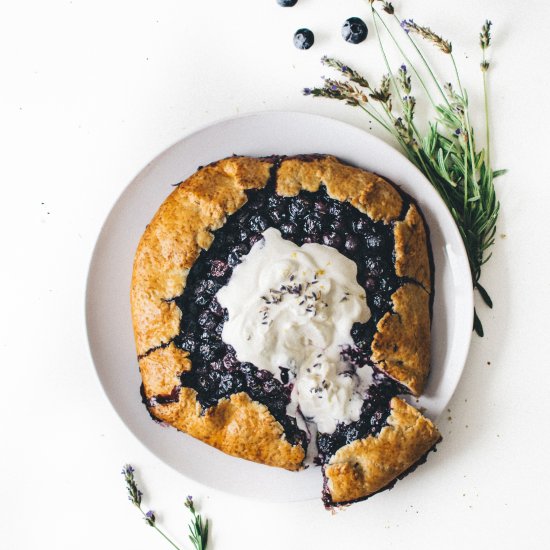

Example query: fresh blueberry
[270,206,286,224]
[364,233,384,252]
[218,373,235,395]
[294,28,314,50]
[365,276,378,292]
[352,218,371,234]
[196,278,218,296]
[328,201,344,217]
[198,311,216,331]
[314,200,329,214]
[365,256,386,276]
[344,425,360,445]
[303,213,322,235]
[268,195,283,209]
[289,197,310,219]
[371,293,389,310]
[199,342,217,363]
[277,0,298,5]
[262,378,280,395]
[209,259,229,278]
[179,334,197,354]
[249,215,269,233]
[227,244,248,266]
[330,218,346,233]
[280,222,298,237]
[344,234,360,253]
[342,17,368,45]
[322,232,343,248]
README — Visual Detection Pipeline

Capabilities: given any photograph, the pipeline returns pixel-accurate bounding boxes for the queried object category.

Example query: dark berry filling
[158,158,415,459]
[316,373,403,465]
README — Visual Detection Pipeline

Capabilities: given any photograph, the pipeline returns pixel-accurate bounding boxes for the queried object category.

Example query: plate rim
[85,109,473,501]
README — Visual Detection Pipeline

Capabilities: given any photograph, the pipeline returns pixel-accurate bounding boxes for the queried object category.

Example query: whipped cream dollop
[216,228,372,434]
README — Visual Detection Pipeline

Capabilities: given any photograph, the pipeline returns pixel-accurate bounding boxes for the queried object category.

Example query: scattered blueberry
[342,17,368,45]
[277,0,298,5]
[294,28,314,50]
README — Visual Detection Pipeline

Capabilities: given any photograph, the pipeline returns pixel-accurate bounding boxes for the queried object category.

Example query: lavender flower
[480,20,492,71]
[398,64,411,95]
[122,466,209,550]
[480,20,492,49]
[400,19,452,54]
[122,464,142,507]
[144,510,156,526]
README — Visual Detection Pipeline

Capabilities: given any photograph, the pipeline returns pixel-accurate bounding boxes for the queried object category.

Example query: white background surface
[1,1,549,548]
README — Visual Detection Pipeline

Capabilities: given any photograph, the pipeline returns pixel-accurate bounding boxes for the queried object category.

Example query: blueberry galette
[131,154,441,507]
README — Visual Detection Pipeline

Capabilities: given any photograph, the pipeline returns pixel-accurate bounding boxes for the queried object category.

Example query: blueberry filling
[153,158,416,459]
[315,373,403,465]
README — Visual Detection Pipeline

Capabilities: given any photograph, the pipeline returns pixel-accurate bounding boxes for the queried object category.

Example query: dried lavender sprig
[370,7,440,109]
[185,496,209,550]
[304,81,393,133]
[398,64,411,95]
[122,464,143,507]
[369,0,394,14]
[400,19,452,54]
[481,21,493,165]
[122,465,181,549]
[122,465,209,550]
[480,19,492,50]
[307,10,504,336]
[321,56,370,88]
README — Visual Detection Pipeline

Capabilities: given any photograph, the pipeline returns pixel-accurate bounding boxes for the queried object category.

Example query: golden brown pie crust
[131,154,436,488]
[324,397,441,504]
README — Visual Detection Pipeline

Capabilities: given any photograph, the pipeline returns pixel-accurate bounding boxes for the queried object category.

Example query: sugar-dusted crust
[371,283,431,396]
[324,397,441,505]
[139,343,191,397]
[277,155,403,223]
[143,348,305,470]
[131,156,273,356]
[133,156,306,470]
[132,153,433,475]
[394,203,431,291]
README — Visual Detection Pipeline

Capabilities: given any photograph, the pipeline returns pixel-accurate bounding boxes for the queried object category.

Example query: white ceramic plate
[86,111,473,502]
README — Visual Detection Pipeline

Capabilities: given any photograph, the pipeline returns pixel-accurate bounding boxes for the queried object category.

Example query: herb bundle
[305,0,504,336]
[122,465,209,550]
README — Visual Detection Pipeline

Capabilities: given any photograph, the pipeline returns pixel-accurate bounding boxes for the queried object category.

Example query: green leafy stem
[122,465,209,550]
[304,1,505,336]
